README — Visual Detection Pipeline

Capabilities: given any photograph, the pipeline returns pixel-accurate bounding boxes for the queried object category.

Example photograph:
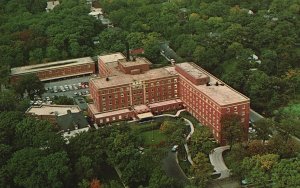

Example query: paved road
[162,151,189,183]
[209,146,231,179]
[250,109,264,123]
[250,109,300,145]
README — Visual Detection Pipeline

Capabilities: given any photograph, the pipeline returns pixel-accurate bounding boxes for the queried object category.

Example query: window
[234,106,237,111]
[119,115,122,119]
[174,78,177,82]
[112,116,116,121]
[242,111,245,116]
[241,118,245,122]
[99,119,103,123]
[227,108,230,112]
[106,118,109,122]
[242,105,246,109]
[121,93,124,97]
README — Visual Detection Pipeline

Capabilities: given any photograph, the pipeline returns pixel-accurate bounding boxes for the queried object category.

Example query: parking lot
[30,76,93,106]
[42,76,92,98]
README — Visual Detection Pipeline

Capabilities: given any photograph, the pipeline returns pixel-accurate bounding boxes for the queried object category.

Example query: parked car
[171,145,178,152]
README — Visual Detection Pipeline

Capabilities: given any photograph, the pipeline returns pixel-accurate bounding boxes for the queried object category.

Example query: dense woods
[0,0,299,187]
[1,0,299,114]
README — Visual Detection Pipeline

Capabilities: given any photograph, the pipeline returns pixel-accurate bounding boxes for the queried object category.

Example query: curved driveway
[162,151,189,183]
[209,146,230,179]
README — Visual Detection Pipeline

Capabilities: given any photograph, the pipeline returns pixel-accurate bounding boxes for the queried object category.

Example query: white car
[171,145,178,152]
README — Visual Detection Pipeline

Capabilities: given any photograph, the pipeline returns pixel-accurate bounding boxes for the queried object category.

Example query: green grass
[283,103,300,114]
[140,129,167,145]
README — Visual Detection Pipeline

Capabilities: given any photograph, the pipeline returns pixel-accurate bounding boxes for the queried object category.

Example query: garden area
[139,129,167,145]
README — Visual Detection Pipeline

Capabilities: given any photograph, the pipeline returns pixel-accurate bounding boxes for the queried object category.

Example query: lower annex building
[88,53,250,144]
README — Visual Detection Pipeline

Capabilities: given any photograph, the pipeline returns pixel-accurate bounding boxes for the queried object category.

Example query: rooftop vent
[215,81,219,86]
[220,83,225,86]
[206,82,211,86]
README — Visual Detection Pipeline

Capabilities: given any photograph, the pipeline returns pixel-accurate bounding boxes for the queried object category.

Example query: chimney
[125,42,130,61]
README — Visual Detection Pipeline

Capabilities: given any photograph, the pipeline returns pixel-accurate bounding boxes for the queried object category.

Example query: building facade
[175,63,250,144]
[88,53,250,144]
[10,57,95,83]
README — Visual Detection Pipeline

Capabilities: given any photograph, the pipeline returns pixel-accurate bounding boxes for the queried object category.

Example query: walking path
[209,146,230,179]
[155,109,195,165]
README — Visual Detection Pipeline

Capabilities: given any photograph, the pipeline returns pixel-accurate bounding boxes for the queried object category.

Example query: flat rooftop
[91,66,176,89]
[11,57,94,75]
[176,63,208,79]
[118,57,151,67]
[26,105,81,116]
[94,108,131,119]
[98,53,125,64]
[174,63,250,106]
[148,99,182,108]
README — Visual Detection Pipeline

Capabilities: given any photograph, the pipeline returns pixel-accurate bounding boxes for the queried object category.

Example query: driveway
[162,151,189,184]
[209,146,230,179]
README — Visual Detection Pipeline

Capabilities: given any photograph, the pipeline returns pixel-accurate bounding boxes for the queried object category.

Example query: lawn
[140,129,167,145]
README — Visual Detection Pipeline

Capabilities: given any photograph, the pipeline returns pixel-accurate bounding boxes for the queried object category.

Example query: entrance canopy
[137,112,153,119]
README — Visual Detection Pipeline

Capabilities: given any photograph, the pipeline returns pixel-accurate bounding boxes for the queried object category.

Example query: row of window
[145,78,177,87]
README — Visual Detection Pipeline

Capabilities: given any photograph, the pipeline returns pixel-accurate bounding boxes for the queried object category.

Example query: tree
[190,152,213,188]
[142,32,161,63]
[14,118,65,152]
[190,127,216,155]
[276,110,300,142]
[241,154,279,187]
[0,144,12,167]
[271,158,300,188]
[247,140,268,156]
[254,118,274,143]
[149,167,175,188]
[90,178,101,188]
[14,74,45,99]
[75,156,94,181]
[5,148,71,188]
[0,111,23,145]
[268,134,299,158]
[160,120,177,135]
[53,96,74,105]
[0,90,18,111]
[220,114,244,148]
[225,143,248,177]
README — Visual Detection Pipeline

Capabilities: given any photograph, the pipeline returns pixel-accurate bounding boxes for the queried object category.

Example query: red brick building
[88,53,250,144]
[88,54,183,124]
[175,63,250,144]
[10,57,95,83]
